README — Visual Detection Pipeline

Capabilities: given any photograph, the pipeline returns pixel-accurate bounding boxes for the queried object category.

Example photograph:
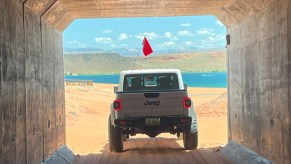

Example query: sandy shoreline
[65,83,227,155]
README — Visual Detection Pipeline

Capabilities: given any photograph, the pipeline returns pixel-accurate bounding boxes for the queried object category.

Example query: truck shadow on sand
[73,138,231,164]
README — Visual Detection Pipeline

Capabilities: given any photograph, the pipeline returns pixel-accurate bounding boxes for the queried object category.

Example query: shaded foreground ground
[73,138,231,164]
[65,83,228,163]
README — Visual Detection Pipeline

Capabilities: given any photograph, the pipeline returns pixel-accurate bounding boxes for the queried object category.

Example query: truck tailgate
[116,91,188,118]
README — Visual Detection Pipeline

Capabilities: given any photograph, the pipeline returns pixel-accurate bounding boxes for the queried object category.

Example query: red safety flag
[142,37,153,56]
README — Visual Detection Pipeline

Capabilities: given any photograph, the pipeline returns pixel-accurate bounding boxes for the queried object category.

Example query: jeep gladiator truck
[109,69,198,152]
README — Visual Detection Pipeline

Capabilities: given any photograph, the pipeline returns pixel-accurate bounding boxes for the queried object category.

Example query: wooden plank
[240,15,258,47]
[24,6,42,57]
[27,133,43,164]
[288,4,291,163]
[26,135,34,163]
[74,138,232,164]
[25,54,44,163]
[224,0,255,22]
[0,0,4,46]
[3,0,24,52]
[15,51,26,164]
[0,46,3,164]
[55,62,65,148]
[1,47,17,164]
[54,29,63,63]
[215,8,238,28]
[41,21,56,62]
[259,116,283,161]
[25,0,57,16]
[257,0,287,42]
[244,0,278,11]
[271,35,288,120]
[56,124,65,148]
[258,38,273,116]
[16,139,26,164]
[41,1,68,26]
[43,128,56,158]
[2,143,16,164]
[42,59,56,158]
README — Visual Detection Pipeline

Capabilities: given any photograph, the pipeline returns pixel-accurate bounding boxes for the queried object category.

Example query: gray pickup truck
[109,69,198,152]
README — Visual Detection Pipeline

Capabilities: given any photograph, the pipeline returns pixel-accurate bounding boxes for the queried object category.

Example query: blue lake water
[65,72,227,88]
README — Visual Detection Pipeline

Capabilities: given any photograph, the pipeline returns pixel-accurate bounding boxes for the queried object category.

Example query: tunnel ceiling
[24,0,279,31]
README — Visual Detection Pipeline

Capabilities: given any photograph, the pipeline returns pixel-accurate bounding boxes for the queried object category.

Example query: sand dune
[65,83,228,163]
[196,93,227,117]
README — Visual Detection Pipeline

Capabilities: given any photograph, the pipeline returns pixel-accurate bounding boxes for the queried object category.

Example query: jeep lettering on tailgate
[144,100,160,106]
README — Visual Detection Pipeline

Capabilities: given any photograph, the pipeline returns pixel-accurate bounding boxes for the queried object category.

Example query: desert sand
[65,83,229,163]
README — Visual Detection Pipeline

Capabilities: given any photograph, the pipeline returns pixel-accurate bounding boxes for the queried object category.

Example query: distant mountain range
[64,50,226,75]
[63,47,221,57]
[64,47,105,53]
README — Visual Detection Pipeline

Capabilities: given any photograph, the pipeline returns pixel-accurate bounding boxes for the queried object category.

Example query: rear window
[123,73,179,92]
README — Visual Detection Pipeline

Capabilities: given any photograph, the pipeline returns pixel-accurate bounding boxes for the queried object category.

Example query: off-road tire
[183,126,198,150]
[123,134,129,141]
[177,132,183,140]
[108,115,123,152]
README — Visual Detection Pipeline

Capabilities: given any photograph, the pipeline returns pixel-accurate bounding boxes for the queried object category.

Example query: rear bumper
[114,116,192,128]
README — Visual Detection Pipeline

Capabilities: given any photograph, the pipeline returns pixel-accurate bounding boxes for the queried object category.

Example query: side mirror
[114,86,119,93]
[184,84,187,90]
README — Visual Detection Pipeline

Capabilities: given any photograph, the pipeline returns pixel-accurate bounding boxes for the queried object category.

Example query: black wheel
[108,115,123,152]
[183,126,198,150]
[177,132,183,140]
[123,134,129,141]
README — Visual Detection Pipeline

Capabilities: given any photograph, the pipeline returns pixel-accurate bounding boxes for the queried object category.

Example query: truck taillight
[113,100,122,111]
[183,97,191,109]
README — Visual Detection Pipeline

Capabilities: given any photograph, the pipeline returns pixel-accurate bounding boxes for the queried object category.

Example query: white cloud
[177,30,193,36]
[216,20,224,27]
[164,32,173,38]
[95,37,112,44]
[208,34,225,42]
[196,28,213,35]
[118,33,128,40]
[102,30,112,33]
[180,23,191,27]
[157,41,176,48]
[135,32,159,40]
[184,41,194,46]
[128,48,138,52]
[164,41,176,46]
[68,41,87,48]
[171,36,179,41]
[164,32,179,41]
[110,44,116,48]
[190,33,225,49]
[135,35,143,40]
[119,44,128,47]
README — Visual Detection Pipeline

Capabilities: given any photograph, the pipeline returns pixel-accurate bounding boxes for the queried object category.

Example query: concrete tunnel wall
[0,1,65,164]
[227,0,291,163]
[0,0,291,164]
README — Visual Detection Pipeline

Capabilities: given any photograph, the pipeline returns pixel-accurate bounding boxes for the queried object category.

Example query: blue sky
[63,16,226,55]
